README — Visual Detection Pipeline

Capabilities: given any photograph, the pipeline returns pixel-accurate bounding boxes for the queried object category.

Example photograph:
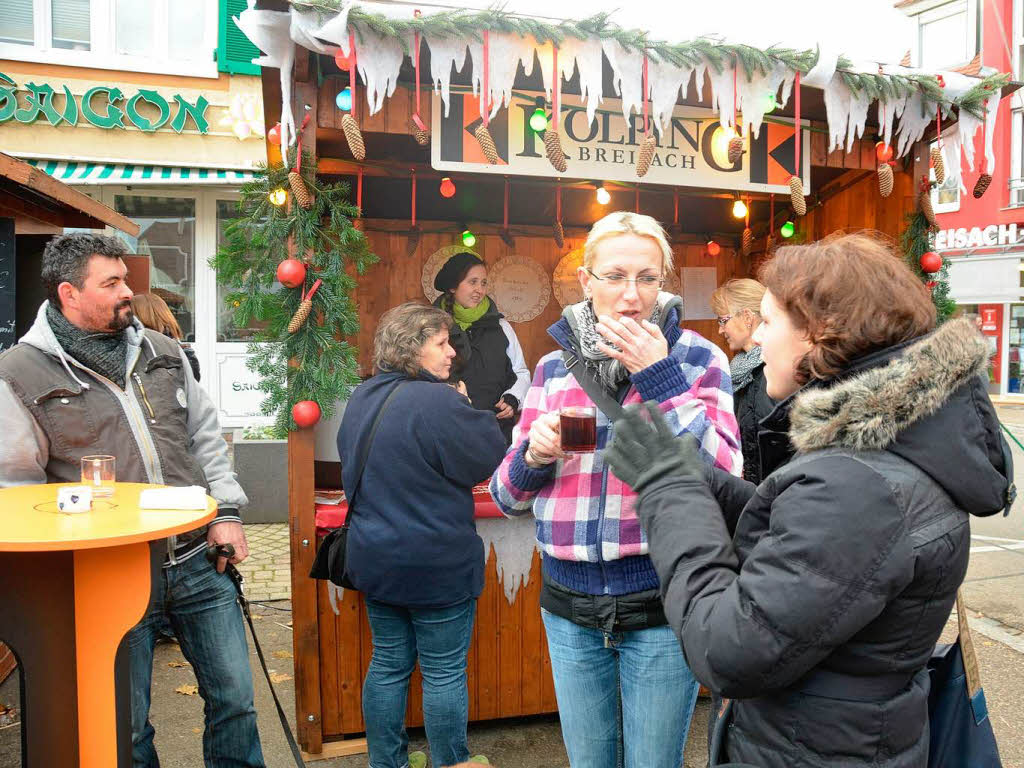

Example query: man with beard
[0,234,264,767]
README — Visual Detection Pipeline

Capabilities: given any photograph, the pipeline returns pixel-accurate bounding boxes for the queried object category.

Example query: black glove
[605,401,705,495]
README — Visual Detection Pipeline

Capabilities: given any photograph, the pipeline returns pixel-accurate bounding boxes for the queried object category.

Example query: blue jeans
[363,599,477,768]
[541,609,700,768]
[128,552,264,768]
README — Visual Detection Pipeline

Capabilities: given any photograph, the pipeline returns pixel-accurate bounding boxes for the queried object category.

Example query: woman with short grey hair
[337,301,507,768]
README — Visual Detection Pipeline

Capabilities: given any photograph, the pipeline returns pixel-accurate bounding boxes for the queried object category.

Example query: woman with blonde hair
[490,211,741,768]
[711,279,774,483]
[131,292,201,381]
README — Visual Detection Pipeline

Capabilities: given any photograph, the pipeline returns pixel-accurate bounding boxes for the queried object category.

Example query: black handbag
[927,590,1002,768]
[309,381,406,588]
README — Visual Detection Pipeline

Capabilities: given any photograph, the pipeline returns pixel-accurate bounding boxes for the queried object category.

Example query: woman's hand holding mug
[525,411,564,467]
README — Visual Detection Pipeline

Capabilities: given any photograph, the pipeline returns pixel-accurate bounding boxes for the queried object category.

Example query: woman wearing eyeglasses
[711,279,775,484]
[490,211,742,768]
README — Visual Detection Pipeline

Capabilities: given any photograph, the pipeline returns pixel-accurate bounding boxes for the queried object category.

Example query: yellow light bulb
[732,199,748,219]
[596,185,611,205]
[268,188,288,206]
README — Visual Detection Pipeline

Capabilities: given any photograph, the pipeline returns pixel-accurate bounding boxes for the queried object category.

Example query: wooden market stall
[237,2,1013,758]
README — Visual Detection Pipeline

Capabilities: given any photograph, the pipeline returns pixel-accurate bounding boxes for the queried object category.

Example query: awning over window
[23,159,256,186]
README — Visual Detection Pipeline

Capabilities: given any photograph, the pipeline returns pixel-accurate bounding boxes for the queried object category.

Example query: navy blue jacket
[337,371,507,607]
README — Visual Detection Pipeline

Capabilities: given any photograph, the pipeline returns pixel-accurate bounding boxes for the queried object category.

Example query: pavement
[4,404,1024,766]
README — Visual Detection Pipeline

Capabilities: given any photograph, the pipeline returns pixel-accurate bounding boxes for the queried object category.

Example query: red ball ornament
[267,123,282,146]
[936,75,946,88]
[276,258,307,289]
[292,400,321,428]
[439,177,456,199]
[920,251,942,273]
[334,49,351,69]
[926,280,938,290]
[875,141,893,164]
[706,240,721,257]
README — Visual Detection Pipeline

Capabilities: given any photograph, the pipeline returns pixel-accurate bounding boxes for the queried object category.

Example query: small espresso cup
[81,455,115,498]
[559,406,597,454]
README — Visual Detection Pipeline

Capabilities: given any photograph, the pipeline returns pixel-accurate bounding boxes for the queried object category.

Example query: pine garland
[289,1,1006,117]
[211,150,377,433]
[899,211,955,325]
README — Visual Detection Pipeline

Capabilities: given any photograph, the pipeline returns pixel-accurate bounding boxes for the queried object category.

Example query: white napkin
[139,486,208,510]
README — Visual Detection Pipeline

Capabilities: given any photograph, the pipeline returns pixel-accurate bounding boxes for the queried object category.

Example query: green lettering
[0,73,17,122]
[170,94,209,134]
[82,86,127,129]
[126,89,170,132]
[15,83,64,125]
[59,85,78,126]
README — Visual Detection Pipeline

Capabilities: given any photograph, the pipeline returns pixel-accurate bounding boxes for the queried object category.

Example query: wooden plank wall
[801,168,916,243]
[351,220,753,375]
[319,548,555,739]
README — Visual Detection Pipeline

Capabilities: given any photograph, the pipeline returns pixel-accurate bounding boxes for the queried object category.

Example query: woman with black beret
[433,252,530,444]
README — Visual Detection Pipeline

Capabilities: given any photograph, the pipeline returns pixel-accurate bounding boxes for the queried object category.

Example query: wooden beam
[0,153,139,235]
[301,737,368,761]
[0,194,98,231]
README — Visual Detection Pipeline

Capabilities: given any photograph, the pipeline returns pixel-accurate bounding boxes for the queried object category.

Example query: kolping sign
[430,91,811,195]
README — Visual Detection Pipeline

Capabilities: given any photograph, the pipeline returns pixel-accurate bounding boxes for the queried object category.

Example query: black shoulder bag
[309,381,406,588]
[562,350,626,422]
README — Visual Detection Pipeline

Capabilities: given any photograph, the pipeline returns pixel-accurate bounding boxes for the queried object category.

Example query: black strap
[345,381,407,518]
[562,350,626,422]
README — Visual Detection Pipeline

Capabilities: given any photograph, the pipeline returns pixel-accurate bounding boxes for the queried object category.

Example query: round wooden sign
[422,245,482,303]
[487,255,551,323]
[553,248,681,308]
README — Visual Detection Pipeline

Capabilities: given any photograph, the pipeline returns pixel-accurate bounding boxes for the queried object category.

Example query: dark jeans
[363,598,477,768]
[128,552,264,768]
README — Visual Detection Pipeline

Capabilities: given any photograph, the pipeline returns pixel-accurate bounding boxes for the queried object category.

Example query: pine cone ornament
[877,163,894,198]
[931,146,946,185]
[414,128,430,147]
[973,173,992,199]
[288,171,314,209]
[636,134,657,178]
[919,190,938,228]
[288,299,313,334]
[789,176,806,217]
[544,129,568,173]
[553,220,565,249]
[342,113,366,161]
[728,135,745,164]
[474,124,500,164]
[765,235,776,254]
[741,227,753,257]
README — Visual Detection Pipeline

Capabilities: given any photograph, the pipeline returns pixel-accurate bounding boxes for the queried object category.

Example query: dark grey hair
[42,233,128,309]
[373,302,452,377]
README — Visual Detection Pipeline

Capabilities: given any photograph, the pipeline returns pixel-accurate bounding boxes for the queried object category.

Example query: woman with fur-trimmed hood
[604,233,1015,768]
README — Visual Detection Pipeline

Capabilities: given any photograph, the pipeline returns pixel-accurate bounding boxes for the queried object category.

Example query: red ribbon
[411,172,417,227]
[793,72,801,180]
[553,45,560,132]
[303,278,322,302]
[412,26,426,132]
[635,187,640,213]
[673,190,679,225]
[356,166,363,210]
[348,32,358,119]
[642,51,650,136]
[481,30,490,128]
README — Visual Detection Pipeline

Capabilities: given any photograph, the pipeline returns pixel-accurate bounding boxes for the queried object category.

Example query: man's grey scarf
[568,298,663,393]
[730,344,763,392]
[47,303,128,388]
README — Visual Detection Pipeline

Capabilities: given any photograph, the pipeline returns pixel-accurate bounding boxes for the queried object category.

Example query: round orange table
[0,482,216,768]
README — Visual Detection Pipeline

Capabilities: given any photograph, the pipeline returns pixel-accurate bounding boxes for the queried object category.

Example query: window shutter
[217,0,260,75]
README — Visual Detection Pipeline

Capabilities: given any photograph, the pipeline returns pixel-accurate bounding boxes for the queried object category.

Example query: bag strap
[345,381,407,519]
[955,589,983,699]
[562,350,626,422]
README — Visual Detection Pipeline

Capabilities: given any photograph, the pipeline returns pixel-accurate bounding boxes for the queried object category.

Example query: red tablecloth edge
[315,492,503,533]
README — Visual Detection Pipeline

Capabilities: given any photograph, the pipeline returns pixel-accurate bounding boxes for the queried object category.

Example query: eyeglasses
[586,270,664,291]
[716,315,733,326]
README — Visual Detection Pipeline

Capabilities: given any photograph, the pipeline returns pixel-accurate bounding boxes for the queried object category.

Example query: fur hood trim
[789,318,989,454]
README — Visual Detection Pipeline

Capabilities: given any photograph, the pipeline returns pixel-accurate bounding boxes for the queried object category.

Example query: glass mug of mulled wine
[559,406,597,454]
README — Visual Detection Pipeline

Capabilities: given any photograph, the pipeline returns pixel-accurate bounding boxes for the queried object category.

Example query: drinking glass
[81,455,115,498]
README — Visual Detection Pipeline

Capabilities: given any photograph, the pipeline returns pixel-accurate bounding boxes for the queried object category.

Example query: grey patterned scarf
[567,298,664,393]
[730,344,763,392]
[47,303,129,388]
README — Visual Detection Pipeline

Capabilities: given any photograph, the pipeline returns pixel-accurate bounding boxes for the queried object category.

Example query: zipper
[133,372,156,424]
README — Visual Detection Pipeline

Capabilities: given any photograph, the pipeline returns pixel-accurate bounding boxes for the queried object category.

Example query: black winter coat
[337,371,507,608]
[732,363,773,484]
[639,319,1013,768]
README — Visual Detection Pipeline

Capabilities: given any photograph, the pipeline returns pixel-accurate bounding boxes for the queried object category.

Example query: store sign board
[217,353,267,421]
[935,224,1023,251]
[0,72,210,134]
[431,92,811,195]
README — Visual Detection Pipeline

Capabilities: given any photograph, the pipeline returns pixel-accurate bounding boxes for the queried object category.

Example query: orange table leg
[74,542,152,768]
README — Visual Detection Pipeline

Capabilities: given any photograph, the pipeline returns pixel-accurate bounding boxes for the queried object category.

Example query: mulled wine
[560,406,597,453]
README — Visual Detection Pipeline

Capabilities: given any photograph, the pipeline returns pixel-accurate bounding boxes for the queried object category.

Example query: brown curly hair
[373,302,452,377]
[759,232,936,384]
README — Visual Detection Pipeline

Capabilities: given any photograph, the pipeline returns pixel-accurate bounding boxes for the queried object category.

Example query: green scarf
[46,303,129,388]
[451,296,490,330]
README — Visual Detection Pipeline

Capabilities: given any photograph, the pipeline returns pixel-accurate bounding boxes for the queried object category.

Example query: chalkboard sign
[0,219,14,352]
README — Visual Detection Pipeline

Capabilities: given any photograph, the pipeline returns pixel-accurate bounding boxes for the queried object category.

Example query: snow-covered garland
[237,2,1008,184]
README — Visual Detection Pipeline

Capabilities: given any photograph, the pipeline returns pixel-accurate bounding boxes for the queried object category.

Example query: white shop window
[903,0,979,70]
[0,0,218,79]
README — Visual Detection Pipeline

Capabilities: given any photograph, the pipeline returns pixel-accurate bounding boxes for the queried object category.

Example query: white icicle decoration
[235,8,295,160]
[822,73,851,152]
[878,96,905,149]
[707,63,737,130]
[649,58,691,133]
[558,35,604,128]
[476,517,540,605]
[895,91,932,158]
[982,89,1002,176]
[354,26,405,116]
[943,129,965,193]
[470,32,540,119]
[602,40,643,124]
[290,9,337,55]
[737,63,792,140]
[845,87,870,153]
[425,35,469,118]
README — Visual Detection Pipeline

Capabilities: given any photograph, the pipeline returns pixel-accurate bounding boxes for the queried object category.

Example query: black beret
[433,251,484,292]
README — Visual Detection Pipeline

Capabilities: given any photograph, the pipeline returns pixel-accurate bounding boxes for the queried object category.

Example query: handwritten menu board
[487,255,550,322]
[681,267,718,320]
